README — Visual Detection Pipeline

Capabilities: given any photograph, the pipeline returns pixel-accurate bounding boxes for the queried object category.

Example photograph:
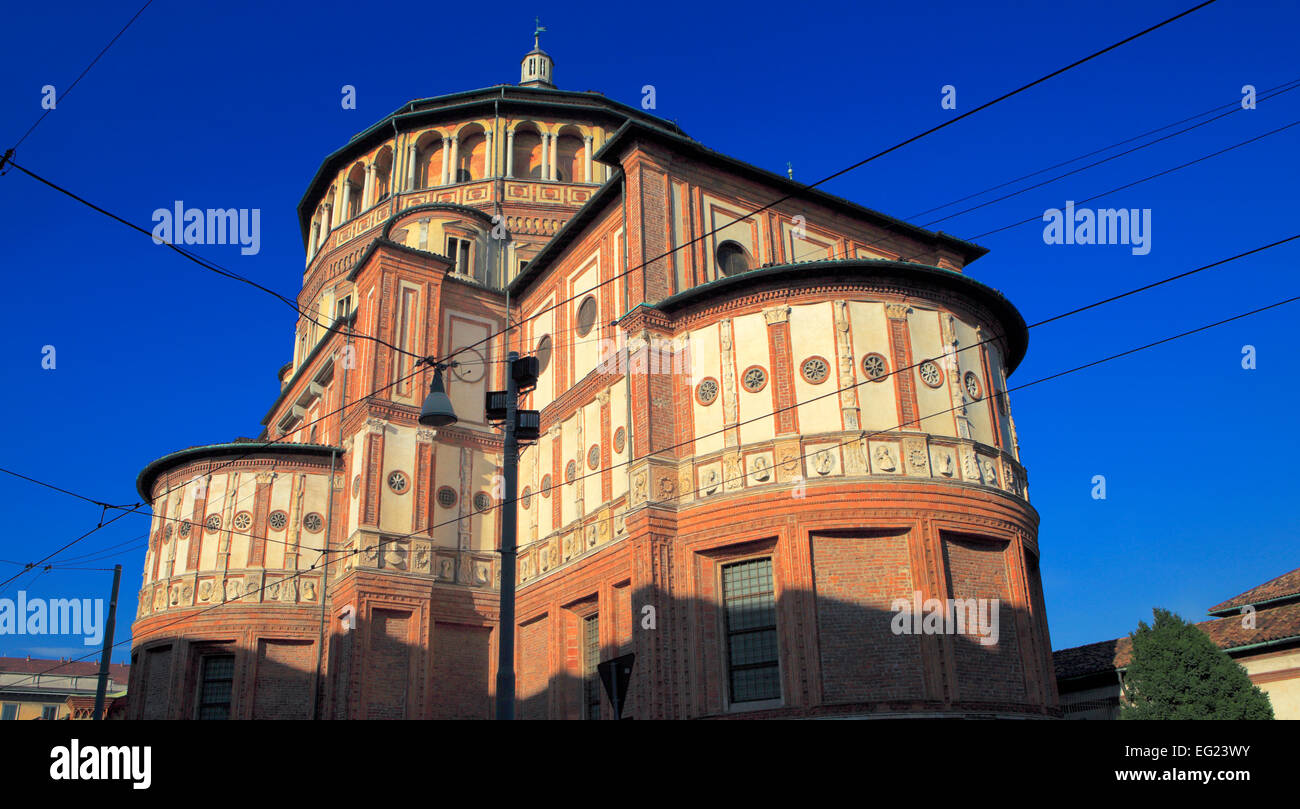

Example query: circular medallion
[800,356,830,384]
[164,523,173,541]
[352,474,361,497]
[451,348,486,383]
[232,511,252,531]
[436,486,458,508]
[963,370,983,400]
[862,353,889,381]
[695,378,719,406]
[587,444,600,470]
[918,360,944,389]
[741,366,768,393]
[387,470,409,494]
[474,492,491,512]
[565,460,577,483]
[179,520,192,538]
[613,427,626,454]
[204,514,221,533]
[540,475,552,497]
[268,510,288,530]
[302,512,324,533]
[521,487,533,509]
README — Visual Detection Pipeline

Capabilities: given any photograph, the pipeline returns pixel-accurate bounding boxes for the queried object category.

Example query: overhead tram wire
[6,273,1297,697]
[5,0,156,154]
[335,0,1227,375]
[4,0,1224,392]
[906,76,1300,220]
[916,84,1300,229]
[0,0,1230,632]
[14,230,1293,602]
[963,118,1300,243]
[3,157,422,364]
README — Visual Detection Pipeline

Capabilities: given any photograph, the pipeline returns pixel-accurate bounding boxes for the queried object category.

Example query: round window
[436,486,458,508]
[474,492,492,512]
[696,378,719,405]
[269,510,288,530]
[613,427,626,454]
[541,474,552,497]
[521,487,533,509]
[204,514,221,533]
[387,470,409,494]
[303,512,324,533]
[918,360,944,389]
[576,296,598,338]
[535,335,552,375]
[741,366,768,393]
[716,240,752,277]
[801,356,830,384]
[233,512,252,531]
[964,371,983,400]
[862,353,889,381]
[587,444,600,470]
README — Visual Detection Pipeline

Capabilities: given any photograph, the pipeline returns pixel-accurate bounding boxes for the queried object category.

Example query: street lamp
[418,362,458,427]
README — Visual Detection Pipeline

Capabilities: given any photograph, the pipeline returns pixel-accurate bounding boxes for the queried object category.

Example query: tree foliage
[1120,608,1273,720]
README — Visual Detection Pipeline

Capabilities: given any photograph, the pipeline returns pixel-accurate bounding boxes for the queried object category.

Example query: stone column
[484,130,494,179]
[406,144,418,190]
[540,132,550,181]
[340,182,351,221]
[448,135,459,184]
[308,220,320,256]
[505,129,515,178]
[322,202,332,235]
[549,132,558,181]
[362,163,376,209]
[440,136,450,185]
[584,135,593,183]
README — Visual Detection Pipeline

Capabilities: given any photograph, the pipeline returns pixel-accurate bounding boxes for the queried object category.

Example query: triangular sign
[597,653,634,719]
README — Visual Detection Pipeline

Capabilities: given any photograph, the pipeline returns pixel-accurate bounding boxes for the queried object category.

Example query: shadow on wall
[129,585,1055,719]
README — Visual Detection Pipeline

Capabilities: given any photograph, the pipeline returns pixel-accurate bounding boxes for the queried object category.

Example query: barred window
[197,654,235,720]
[41,705,58,720]
[722,558,780,704]
[0,704,16,720]
[583,614,601,720]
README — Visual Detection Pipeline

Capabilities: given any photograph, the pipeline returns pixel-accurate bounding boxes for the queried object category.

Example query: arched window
[414,132,444,190]
[556,132,584,183]
[512,127,543,179]
[716,240,753,277]
[459,130,486,182]
[373,147,393,203]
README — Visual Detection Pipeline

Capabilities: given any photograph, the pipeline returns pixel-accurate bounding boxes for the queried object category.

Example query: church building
[128,31,1055,719]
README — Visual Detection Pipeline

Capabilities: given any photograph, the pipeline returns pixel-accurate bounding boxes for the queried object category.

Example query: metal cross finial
[534,17,547,49]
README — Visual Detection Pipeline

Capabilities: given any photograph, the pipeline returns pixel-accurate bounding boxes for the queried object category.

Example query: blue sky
[0,0,1296,663]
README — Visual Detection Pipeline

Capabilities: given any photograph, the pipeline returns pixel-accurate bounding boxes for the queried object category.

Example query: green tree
[1120,607,1273,719]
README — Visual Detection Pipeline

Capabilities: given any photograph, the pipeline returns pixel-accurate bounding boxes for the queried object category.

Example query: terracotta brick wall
[364,608,411,719]
[812,532,925,703]
[431,623,491,719]
[252,639,314,719]
[943,534,1026,703]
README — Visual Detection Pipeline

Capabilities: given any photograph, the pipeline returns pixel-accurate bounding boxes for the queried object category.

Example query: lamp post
[421,355,537,720]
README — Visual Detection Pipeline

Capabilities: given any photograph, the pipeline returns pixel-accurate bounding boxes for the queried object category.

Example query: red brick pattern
[139,645,173,720]
[252,639,314,719]
[363,608,412,720]
[888,317,920,429]
[942,534,1026,704]
[768,320,798,435]
[430,623,491,719]
[812,532,925,703]
[519,616,550,720]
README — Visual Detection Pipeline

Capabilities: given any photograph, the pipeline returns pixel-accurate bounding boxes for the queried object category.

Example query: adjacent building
[1056,565,1300,719]
[0,657,129,720]
[129,34,1054,719]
